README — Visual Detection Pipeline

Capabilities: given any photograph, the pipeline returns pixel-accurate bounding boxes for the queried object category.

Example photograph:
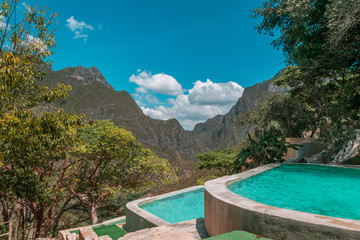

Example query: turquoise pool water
[139,188,204,224]
[228,164,360,220]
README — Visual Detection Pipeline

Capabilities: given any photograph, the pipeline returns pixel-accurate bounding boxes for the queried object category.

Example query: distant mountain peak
[62,66,114,90]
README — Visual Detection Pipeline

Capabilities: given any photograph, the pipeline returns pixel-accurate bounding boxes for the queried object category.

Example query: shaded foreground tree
[254,0,360,147]
[239,93,316,138]
[69,121,178,224]
[253,0,360,74]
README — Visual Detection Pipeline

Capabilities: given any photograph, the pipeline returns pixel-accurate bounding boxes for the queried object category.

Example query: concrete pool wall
[124,185,203,232]
[204,163,360,240]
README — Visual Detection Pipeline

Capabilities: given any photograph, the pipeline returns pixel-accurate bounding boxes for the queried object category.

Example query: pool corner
[124,185,203,232]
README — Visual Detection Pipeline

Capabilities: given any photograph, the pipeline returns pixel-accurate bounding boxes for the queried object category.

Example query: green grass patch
[69,229,79,234]
[206,230,272,240]
[92,224,128,240]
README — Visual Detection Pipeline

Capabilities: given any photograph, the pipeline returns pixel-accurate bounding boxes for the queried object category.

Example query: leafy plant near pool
[233,130,300,172]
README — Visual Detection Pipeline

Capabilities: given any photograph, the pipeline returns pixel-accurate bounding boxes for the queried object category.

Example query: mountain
[41,66,287,173]
[41,67,200,175]
[191,69,288,151]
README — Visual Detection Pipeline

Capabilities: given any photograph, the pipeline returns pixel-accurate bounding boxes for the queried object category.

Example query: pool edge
[204,163,360,239]
[124,185,203,232]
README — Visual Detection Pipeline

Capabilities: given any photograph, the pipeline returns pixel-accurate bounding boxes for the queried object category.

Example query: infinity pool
[228,164,360,220]
[139,188,204,224]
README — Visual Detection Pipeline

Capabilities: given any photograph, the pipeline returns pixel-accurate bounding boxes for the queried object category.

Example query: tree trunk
[90,205,98,225]
[34,205,44,238]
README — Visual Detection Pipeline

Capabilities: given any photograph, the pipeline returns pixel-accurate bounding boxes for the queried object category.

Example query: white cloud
[131,71,244,130]
[133,93,160,106]
[135,87,148,94]
[130,71,183,96]
[66,16,94,41]
[140,92,242,130]
[22,35,48,53]
[189,79,244,105]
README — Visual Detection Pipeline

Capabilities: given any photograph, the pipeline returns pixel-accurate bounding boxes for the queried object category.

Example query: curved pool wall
[204,163,360,240]
[124,185,203,232]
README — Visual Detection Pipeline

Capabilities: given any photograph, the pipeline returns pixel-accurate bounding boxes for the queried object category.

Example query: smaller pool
[139,188,204,224]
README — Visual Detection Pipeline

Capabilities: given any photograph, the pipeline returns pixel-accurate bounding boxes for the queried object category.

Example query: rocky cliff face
[45,66,114,90]
[41,66,200,173]
[41,66,286,172]
[191,69,288,151]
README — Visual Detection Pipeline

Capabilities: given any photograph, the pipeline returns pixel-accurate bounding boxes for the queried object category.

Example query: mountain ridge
[41,66,287,172]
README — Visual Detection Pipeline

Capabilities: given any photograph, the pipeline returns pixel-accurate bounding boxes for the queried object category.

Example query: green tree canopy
[69,120,178,224]
[196,149,235,175]
[239,93,317,138]
[253,0,360,74]
[0,0,70,113]
[254,0,360,147]
[0,110,84,238]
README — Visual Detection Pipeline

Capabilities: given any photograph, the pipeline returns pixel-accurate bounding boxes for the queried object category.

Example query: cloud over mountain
[130,71,184,96]
[130,71,244,130]
[189,79,244,105]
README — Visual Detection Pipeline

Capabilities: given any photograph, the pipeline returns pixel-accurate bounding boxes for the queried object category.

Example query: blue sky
[41,0,285,130]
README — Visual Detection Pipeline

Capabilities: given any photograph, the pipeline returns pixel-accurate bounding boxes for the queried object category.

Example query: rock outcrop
[331,130,360,164]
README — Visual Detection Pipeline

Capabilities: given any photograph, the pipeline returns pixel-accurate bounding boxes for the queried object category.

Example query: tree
[69,121,178,224]
[254,0,360,147]
[0,1,69,114]
[253,0,360,74]
[196,149,235,175]
[0,110,84,238]
[232,130,300,173]
[239,93,316,137]
[0,1,79,238]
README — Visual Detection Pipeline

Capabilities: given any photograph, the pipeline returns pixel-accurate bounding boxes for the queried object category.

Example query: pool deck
[205,163,360,239]
[125,185,204,232]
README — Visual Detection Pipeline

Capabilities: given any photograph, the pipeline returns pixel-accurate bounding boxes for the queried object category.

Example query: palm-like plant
[232,130,301,173]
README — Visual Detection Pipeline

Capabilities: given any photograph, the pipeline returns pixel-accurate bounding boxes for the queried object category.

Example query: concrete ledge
[204,163,360,240]
[124,185,203,232]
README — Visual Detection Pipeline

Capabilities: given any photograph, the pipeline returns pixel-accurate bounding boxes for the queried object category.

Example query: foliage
[69,120,178,224]
[0,1,83,238]
[232,130,300,173]
[0,1,70,113]
[239,93,316,137]
[275,66,360,145]
[253,0,360,74]
[196,149,235,175]
[196,175,220,185]
[253,0,360,147]
[0,110,84,238]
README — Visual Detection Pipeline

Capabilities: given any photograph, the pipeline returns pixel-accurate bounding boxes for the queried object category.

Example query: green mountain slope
[41,66,286,173]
